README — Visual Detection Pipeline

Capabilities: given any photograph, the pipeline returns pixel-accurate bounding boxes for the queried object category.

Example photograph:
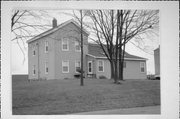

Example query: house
[87,44,147,79]
[27,18,147,80]
[154,47,160,79]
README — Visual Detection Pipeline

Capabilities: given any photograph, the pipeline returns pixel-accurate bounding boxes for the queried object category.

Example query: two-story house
[27,19,147,80]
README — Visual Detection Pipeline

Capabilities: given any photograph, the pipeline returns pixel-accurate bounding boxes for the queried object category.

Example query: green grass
[12,76,160,115]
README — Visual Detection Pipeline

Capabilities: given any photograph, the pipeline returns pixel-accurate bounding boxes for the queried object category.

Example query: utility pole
[80,10,84,86]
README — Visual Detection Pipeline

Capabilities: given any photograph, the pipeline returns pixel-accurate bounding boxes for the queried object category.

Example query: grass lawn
[12,76,160,115]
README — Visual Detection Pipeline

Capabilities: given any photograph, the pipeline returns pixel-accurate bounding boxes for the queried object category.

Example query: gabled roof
[88,43,147,61]
[27,19,90,43]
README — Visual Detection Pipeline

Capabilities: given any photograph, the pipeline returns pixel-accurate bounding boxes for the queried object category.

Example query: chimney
[52,18,57,28]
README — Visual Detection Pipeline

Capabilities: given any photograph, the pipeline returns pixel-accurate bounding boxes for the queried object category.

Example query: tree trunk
[80,10,84,86]
[114,60,118,83]
[118,10,123,81]
[110,61,115,80]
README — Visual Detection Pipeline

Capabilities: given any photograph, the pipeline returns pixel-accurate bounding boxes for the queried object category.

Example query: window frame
[98,60,104,72]
[45,41,48,53]
[62,60,69,73]
[75,60,81,73]
[140,62,145,73]
[62,38,69,51]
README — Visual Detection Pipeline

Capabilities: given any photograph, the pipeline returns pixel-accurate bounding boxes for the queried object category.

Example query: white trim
[27,19,89,43]
[62,60,69,73]
[45,61,48,74]
[62,38,69,51]
[87,54,146,61]
[75,60,81,73]
[75,40,81,52]
[98,60,104,72]
[45,41,48,53]
[140,62,145,73]
[88,61,93,74]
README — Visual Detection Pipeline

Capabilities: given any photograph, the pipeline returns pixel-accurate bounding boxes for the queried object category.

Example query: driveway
[72,105,160,115]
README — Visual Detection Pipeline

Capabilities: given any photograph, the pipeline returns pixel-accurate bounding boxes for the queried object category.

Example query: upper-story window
[32,46,36,56]
[140,62,145,73]
[62,38,69,51]
[45,41,48,53]
[62,60,69,73]
[98,60,104,72]
[75,41,81,51]
[33,49,36,56]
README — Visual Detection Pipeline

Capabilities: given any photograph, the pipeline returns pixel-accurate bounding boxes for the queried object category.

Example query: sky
[11,10,159,75]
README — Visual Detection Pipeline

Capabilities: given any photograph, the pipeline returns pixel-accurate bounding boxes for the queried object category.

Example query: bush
[147,74,155,80]
[76,68,84,73]
[99,75,107,79]
[64,77,69,80]
[74,68,85,78]
[74,74,81,78]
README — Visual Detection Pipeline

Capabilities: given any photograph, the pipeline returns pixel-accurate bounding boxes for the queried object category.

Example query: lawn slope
[12,77,160,115]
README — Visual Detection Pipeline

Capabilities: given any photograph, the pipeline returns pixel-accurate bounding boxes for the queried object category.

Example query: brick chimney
[52,18,57,28]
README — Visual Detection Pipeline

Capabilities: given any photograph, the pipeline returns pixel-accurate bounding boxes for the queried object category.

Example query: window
[75,41,81,51]
[75,61,81,73]
[88,61,92,74]
[98,60,104,72]
[62,38,69,51]
[62,61,69,73]
[45,62,48,74]
[33,47,36,56]
[45,41,48,53]
[33,65,36,75]
[140,62,145,73]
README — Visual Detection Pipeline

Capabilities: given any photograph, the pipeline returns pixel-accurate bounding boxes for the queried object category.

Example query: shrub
[147,74,155,80]
[74,74,80,78]
[75,68,85,78]
[99,75,107,79]
[76,68,84,74]
[64,77,69,80]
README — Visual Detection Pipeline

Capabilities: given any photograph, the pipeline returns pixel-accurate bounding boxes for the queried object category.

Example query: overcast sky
[11,10,159,75]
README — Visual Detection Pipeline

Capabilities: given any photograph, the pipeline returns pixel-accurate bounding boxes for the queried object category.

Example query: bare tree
[11,10,52,62]
[85,10,159,83]
[85,10,118,82]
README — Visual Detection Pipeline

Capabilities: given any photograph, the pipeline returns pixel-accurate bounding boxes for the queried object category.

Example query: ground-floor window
[140,62,145,73]
[98,60,104,72]
[33,65,36,75]
[45,62,48,74]
[75,61,81,73]
[62,60,69,73]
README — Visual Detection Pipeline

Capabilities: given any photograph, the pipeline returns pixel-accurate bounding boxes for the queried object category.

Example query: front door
[88,61,93,74]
